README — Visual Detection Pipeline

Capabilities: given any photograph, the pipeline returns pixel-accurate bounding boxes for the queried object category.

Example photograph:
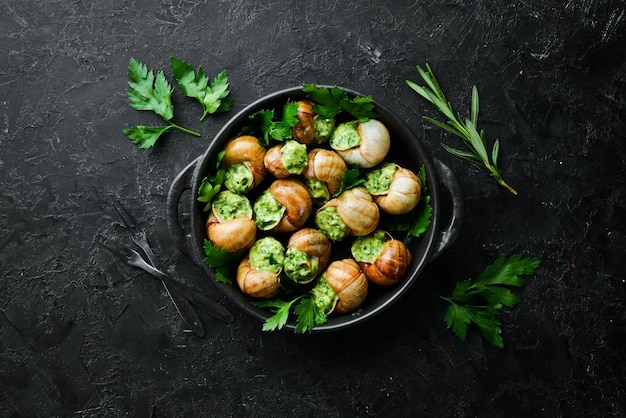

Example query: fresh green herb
[406,64,517,195]
[441,254,541,348]
[249,101,299,145]
[202,239,244,284]
[253,295,327,333]
[302,84,378,122]
[407,165,432,239]
[294,297,327,333]
[124,57,201,149]
[170,57,233,121]
[197,150,226,211]
[253,295,305,331]
[335,166,365,196]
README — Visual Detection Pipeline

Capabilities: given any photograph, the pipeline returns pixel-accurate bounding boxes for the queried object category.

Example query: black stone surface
[1,1,625,416]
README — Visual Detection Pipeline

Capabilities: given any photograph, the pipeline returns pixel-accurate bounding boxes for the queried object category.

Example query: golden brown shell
[291,100,316,144]
[236,255,281,298]
[263,144,290,178]
[268,178,313,233]
[304,148,347,196]
[325,258,368,314]
[336,187,380,236]
[286,228,332,282]
[373,166,422,215]
[206,212,257,253]
[359,238,413,286]
[335,119,390,168]
[222,135,267,187]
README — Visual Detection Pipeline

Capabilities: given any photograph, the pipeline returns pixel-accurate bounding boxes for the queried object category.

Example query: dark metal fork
[98,236,234,328]
[102,201,233,335]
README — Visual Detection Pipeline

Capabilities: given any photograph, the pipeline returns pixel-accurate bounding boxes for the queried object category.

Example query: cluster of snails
[205,98,423,317]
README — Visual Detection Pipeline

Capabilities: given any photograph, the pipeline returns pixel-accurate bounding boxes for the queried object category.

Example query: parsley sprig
[123,57,233,149]
[124,58,200,149]
[202,239,243,284]
[406,64,517,195]
[170,57,233,121]
[441,254,541,348]
[302,84,378,122]
[253,296,327,333]
[197,150,226,211]
[249,101,299,146]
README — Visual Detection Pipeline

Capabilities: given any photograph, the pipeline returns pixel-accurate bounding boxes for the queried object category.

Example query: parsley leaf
[127,57,174,120]
[202,239,243,284]
[253,296,304,331]
[294,298,327,333]
[335,166,365,197]
[249,101,299,145]
[170,57,233,120]
[197,150,226,211]
[124,57,200,148]
[303,84,378,122]
[441,254,541,348]
[123,125,173,150]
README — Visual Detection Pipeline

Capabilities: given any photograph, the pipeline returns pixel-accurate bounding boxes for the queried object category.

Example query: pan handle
[430,159,464,260]
[166,156,204,266]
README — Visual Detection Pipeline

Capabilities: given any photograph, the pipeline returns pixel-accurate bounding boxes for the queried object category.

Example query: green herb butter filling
[311,274,338,314]
[351,230,387,264]
[283,247,319,283]
[212,191,252,222]
[329,120,361,151]
[314,117,335,143]
[249,237,285,274]
[225,163,254,193]
[281,140,308,175]
[307,179,330,205]
[315,206,349,241]
[364,163,398,195]
[254,191,286,231]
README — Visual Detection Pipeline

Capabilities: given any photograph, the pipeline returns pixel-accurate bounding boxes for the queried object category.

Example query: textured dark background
[1,0,625,416]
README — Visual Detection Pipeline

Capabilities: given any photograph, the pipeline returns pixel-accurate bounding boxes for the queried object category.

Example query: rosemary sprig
[406,64,517,195]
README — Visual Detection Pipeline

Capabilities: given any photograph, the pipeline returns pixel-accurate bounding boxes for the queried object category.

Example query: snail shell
[267,178,313,233]
[304,148,347,196]
[336,187,380,236]
[207,212,257,253]
[222,135,267,188]
[291,100,316,145]
[333,119,390,168]
[236,255,281,298]
[372,165,422,215]
[358,234,413,286]
[264,140,308,178]
[284,228,332,284]
[325,258,368,315]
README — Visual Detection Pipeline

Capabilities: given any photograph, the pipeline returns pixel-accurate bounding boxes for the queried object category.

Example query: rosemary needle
[407,64,517,195]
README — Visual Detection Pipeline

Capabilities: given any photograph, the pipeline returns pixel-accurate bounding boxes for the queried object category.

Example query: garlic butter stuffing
[198,85,432,333]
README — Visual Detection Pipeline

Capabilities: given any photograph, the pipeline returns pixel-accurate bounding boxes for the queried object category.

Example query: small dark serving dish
[167,86,463,332]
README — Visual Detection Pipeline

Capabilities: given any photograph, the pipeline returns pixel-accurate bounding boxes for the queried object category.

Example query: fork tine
[96,235,132,260]
[112,200,140,233]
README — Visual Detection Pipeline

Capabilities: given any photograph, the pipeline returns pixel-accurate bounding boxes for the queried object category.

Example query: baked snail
[222,135,267,193]
[206,191,256,252]
[253,178,313,233]
[364,162,422,215]
[237,237,284,298]
[351,230,412,286]
[329,119,390,168]
[311,258,368,315]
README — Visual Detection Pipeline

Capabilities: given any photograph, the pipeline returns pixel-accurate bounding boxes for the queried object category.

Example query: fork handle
[137,260,233,324]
